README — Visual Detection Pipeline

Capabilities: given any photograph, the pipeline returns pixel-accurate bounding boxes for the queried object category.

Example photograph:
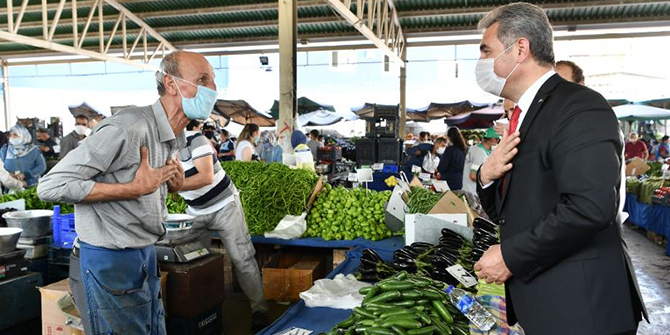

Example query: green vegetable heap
[407,187,443,214]
[0,187,73,214]
[322,271,471,335]
[221,161,318,235]
[305,184,392,241]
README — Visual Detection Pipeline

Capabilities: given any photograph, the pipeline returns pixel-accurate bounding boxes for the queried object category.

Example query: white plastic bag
[299,274,371,309]
[422,152,440,174]
[264,212,307,239]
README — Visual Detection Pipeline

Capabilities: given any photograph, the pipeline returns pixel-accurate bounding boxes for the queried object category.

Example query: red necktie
[508,106,522,134]
[500,106,522,196]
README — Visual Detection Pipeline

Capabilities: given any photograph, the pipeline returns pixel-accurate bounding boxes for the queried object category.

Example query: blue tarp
[257,247,395,335]
[624,193,670,256]
[251,236,404,253]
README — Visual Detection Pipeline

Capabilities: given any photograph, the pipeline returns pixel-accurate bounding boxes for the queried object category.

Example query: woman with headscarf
[0,124,47,187]
[289,130,315,171]
[259,130,283,163]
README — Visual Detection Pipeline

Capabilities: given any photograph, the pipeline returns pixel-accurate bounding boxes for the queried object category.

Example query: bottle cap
[446,285,454,294]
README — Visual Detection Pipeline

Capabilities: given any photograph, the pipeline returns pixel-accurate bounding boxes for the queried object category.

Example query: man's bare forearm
[83,182,140,202]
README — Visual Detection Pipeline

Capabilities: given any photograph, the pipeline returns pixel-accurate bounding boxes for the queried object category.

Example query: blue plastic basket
[381,164,399,173]
[52,205,76,249]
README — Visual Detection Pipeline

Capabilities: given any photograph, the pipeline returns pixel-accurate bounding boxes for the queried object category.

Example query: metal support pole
[2,61,10,131]
[278,0,297,154]
[398,47,407,139]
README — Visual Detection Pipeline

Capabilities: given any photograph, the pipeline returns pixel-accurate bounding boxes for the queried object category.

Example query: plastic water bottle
[446,285,496,331]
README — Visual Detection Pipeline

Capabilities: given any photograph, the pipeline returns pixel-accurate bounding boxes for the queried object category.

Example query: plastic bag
[422,152,440,174]
[264,212,307,239]
[299,274,372,309]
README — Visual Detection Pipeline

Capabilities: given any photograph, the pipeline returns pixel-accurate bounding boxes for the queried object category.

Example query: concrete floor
[622,224,670,335]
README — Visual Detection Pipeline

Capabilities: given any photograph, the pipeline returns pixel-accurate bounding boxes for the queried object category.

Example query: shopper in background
[289,130,315,171]
[38,50,221,335]
[307,129,324,159]
[177,117,269,331]
[259,130,282,163]
[473,3,646,334]
[0,158,26,192]
[437,127,467,190]
[423,137,447,175]
[318,135,325,146]
[59,115,90,159]
[202,122,218,148]
[555,60,585,85]
[35,128,59,161]
[0,124,46,187]
[236,123,260,161]
[462,128,499,194]
[625,132,649,161]
[404,137,433,177]
[218,129,235,162]
[655,136,670,161]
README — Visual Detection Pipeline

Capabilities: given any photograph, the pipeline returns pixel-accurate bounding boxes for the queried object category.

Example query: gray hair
[155,51,183,96]
[478,2,555,67]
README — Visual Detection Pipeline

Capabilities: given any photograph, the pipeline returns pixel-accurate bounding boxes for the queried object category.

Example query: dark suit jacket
[477,74,647,335]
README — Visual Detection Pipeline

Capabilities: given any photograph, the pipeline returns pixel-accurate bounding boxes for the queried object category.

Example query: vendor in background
[35,128,59,161]
[437,127,467,190]
[218,129,235,162]
[625,132,649,161]
[259,130,282,163]
[236,123,260,161]
[290,130,315,171]
[656,136,670,161]
[404,137,433,177]
[307,129,324,159]
[461,127,499,194]
[423,137,448,175]
[177,121,269,331]
[0,124,46,187]
[59,115,90,159]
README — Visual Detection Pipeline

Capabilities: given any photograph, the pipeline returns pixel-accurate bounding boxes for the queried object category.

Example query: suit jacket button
[499,218,506,225]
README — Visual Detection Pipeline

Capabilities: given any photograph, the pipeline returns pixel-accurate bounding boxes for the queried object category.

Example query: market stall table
[250,236,404,253]
[625,193,670,256]
[257,246,394,335]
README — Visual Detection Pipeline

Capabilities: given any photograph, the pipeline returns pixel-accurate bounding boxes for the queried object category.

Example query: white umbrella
[298,110,343,127]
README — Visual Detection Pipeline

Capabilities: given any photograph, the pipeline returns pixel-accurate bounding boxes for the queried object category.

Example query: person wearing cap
[59,114,90,159]
[461,127,500,194]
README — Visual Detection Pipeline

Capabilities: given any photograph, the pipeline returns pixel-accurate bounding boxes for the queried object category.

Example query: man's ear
[164,75,179,95]
[516,38,532,64]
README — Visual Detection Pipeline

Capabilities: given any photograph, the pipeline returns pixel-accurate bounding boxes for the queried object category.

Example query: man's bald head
[155,51,214,96]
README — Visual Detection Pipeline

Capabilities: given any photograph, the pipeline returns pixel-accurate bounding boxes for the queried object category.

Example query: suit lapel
[498,74,563,210]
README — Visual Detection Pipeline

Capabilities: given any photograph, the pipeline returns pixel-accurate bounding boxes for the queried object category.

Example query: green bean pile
[0,187,74,214]
[407,187,443,214]
[222,161,319,235]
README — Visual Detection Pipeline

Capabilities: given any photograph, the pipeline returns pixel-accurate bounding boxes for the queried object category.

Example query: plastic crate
[381,164,399,173]
[52,205,76,249]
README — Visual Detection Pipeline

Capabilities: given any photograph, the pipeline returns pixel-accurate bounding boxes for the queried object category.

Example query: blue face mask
[172,75,217,120]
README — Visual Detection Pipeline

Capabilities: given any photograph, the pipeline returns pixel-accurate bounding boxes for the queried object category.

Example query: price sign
[419,173,431,181]
[446,264,479,288]
[372,163,384,171]
[412,165,422,173]
[348,173,358,182]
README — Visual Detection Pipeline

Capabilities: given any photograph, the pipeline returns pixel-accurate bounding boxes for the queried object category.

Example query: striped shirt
[178,130,236,215]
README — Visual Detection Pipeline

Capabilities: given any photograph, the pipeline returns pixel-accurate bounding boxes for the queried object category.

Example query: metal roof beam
[0,0,175,70]
[326,0,405,67]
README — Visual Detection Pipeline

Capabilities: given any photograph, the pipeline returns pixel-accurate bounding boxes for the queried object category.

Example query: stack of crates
[47,205,76,283]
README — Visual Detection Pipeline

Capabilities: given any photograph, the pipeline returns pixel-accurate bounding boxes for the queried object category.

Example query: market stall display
[305,185,393,241]
[0,188,73,214]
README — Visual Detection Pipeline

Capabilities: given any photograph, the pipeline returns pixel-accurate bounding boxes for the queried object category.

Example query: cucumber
[407,326,436,335]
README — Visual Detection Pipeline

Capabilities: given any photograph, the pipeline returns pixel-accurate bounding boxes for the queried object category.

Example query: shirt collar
[516,70,556,113]
[152,100,176,143]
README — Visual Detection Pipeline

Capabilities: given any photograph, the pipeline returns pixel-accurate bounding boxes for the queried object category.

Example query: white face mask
[74,125,88,136]
[9,137,23,146]
[437,147,446,155]
[475,43,520,97]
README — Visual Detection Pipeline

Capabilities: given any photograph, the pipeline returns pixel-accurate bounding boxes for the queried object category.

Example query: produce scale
[155,214,210,263]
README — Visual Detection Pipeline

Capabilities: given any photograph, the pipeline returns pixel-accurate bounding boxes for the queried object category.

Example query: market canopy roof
[298,110,343,127]
[269,97,335,120]
[414,101,490,120]
[68,102,104,120]
[214,99,274,127]
[613,104,670,121]
[351,103,427,122]
[1,1,669,59]
[444,104,504,129]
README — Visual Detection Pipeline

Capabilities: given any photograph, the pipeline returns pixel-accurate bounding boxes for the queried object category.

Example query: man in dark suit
[472,3,647,335]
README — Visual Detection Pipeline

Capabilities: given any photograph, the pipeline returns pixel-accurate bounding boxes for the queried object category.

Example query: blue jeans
[79,242,166,335]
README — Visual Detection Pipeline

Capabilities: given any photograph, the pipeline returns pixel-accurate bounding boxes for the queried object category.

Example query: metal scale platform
[155,214,210,263]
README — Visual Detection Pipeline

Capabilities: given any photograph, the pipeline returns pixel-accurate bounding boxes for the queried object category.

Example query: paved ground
[623,224,670,335]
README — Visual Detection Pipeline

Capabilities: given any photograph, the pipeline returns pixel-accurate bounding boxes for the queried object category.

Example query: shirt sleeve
[190,135,215,160]
[37,124,129,204]
[0,161,22,190]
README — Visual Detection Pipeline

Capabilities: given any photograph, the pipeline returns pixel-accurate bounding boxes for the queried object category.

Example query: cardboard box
[626,157,650,176]
[39,278,84,335]
[429,191,478,226]
[160,254,225,318]
[262,253,326,302]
